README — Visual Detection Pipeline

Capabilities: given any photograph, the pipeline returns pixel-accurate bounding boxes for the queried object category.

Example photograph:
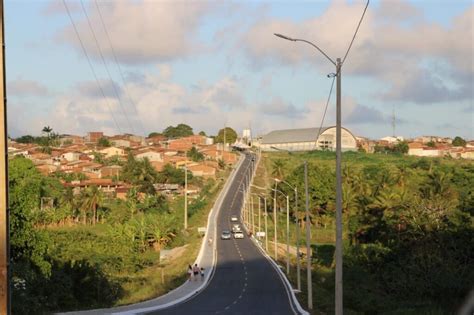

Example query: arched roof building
[259,126,357,152]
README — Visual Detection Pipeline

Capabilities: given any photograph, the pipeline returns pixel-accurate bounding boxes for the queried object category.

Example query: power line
[342,0,370,65]
[313,75,336,150]
[94,0,147,137]
[79,0,135,134]
[62,0,122,134]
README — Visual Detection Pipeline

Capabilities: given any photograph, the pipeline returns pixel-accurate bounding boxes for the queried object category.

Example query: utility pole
[273,181,278,260]
[258,196,261,235]
[305,161,313,310]
[264,197,268,251]
[335,58,343,315]
[0,1,9,312]
[184,155,188,230]
[286,195,290,275]
[295,186,301,292]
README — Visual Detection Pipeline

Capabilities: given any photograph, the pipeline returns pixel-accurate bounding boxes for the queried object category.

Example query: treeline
[9,156,218,314]
[269,151,473,313]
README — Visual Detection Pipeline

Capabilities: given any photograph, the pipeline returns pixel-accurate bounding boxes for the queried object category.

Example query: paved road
[147,153,298,315]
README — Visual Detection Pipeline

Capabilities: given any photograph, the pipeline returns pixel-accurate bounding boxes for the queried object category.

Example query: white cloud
[57,0,211,64]
[7,79,50,97]
[240,0,473,104]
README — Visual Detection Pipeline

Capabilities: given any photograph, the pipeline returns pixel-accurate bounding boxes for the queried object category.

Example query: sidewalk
[58,155,246,315]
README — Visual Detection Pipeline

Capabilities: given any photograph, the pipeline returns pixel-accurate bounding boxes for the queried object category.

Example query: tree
[392,141,409,154]
[198,131,207,136]
[187,147,204,162]
[97,137,111,148]
[215,127,237,144]
[80,185,103,225]
[42,125,52,137]
[148,132,162,138]
[15,135,36,144]
[8,157,51,275]
[162,124,193,138]
[452,136,466,147]
[426,140,436,148]
[271,159,286,180]
[157,164,189,185]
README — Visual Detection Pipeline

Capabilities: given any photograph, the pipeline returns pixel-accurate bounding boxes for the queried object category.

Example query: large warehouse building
[258,126,357,152]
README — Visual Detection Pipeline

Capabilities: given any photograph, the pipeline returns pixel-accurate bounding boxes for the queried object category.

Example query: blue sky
[5,0,473,140]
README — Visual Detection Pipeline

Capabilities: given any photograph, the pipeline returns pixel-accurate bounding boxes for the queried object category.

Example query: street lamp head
[327,73,337,78]
[274,33,296,41]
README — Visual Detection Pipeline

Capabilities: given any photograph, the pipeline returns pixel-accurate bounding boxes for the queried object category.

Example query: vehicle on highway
[230,215,238,222]
[232,224,241,233]
[221,230,232,240]
[233,231,244,239]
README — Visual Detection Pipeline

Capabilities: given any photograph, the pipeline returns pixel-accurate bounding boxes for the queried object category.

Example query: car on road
[221,230,232,240]
[232,224,241,233]
[233,231,244,239]
[230,215,238,222]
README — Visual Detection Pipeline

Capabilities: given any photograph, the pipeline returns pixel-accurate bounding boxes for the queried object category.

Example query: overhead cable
[94,0,147,137]
[79,0,135,134]
[62,0,122,134]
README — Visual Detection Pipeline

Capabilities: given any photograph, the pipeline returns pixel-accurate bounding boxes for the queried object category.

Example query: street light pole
[273,181,278,260]
[286,194,290,275]
[276,178,301,291]
[264,197,268,251]
[295,186,301,292]
[335,57,343,315]
[184,157,188,230]
[305,161,313,310]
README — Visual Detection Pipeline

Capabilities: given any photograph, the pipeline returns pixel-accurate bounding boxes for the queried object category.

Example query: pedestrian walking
[208,237,213,246]
[187,264,193,281]
[200,267,205,280]
[192,264,200,281]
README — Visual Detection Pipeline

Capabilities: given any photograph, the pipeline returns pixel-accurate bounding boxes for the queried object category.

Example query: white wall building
[259,126,357,152]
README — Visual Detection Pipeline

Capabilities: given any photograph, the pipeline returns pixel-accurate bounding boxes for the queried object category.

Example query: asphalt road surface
[147,153,298,315]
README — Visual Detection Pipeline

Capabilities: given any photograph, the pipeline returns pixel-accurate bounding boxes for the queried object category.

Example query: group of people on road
[187,264,204,281]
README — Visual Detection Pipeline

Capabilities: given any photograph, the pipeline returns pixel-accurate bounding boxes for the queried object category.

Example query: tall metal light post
[276,178,301,292]
[273,181,278,260]
[304,161,313,309]
[272,188,290,275]
[274,33,342,312]
[184,153,188,229]
[0,1,9,312]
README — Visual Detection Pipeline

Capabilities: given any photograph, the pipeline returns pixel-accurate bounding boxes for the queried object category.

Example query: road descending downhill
[149,153,299,315]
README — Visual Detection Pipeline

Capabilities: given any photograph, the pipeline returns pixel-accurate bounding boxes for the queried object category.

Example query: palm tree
[80,186,103,225]
[42,125,52,137]
[126,187,139,218]
[271,159,286,180]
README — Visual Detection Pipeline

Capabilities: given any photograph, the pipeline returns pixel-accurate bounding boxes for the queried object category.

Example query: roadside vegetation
[9,155,229,314]
[254,150,473,314]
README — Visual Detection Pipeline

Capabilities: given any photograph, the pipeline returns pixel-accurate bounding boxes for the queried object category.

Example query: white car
[232,224,241,233]
[230,215,238,222]
[233,231,244,239]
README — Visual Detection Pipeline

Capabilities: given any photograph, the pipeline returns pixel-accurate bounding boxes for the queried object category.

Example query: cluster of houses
[8,132,238,199]
[357,135,474,159]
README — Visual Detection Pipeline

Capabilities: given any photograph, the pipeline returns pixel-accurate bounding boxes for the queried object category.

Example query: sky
[5,0,473,140]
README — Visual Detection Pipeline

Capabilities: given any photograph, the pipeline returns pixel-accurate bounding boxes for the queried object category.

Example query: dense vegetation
[162,124,194,139]
[262,151,473,314]
[9,156,222,314]
[215,127,238,144]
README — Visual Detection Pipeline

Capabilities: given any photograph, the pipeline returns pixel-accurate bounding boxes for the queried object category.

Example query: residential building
[85,132,104,143]
[99,146,125,158]
[100,165,122,178]
[134,149,163,162]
